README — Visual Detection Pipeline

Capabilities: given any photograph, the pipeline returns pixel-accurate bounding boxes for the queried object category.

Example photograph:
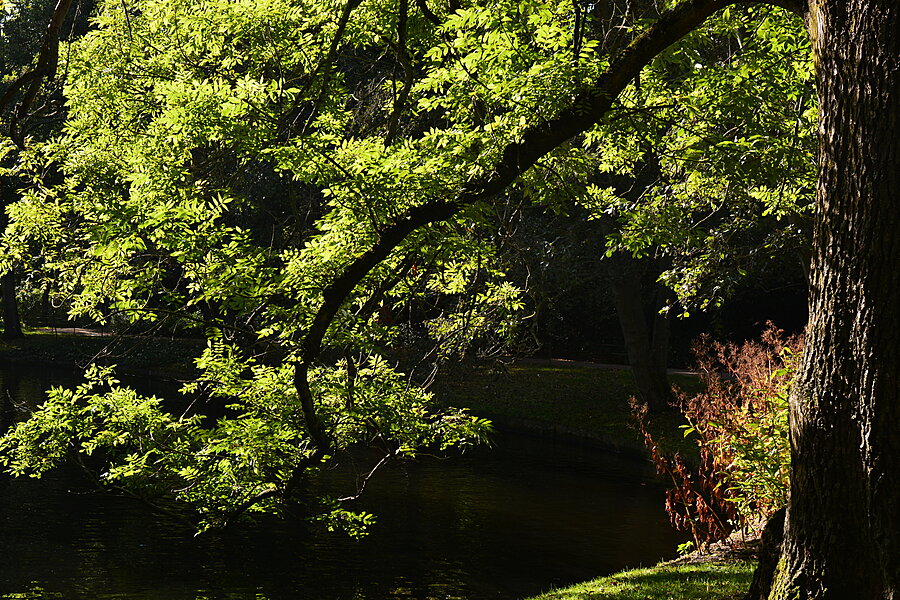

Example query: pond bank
[1,331,697,455]
[432,360,702,458]
[439,361,759,600]
[0,331,757,599]
[0,330,202,380]
[524,558,754,600]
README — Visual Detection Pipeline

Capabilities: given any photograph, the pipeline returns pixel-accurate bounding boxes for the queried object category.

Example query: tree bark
[770,1,900,597]
[1,271,24,340]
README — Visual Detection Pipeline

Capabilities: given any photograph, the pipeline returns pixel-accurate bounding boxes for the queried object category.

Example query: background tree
[510,2,813,410]
[0,0,95,338]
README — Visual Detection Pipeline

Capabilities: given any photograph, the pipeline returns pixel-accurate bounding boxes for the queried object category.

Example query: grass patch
[434,361,701,456]
[527,560,754,600]
[0,330,201,379]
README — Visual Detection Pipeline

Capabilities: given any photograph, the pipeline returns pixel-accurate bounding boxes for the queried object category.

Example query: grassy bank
[0,329,201,380]
[434,360,701,457]
[525,560,754,600]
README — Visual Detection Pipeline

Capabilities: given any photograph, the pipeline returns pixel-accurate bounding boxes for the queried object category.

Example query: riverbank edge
[1,332,760,599]
[0,330,203,381]
[523,557,755,600]
[0,331,680,456]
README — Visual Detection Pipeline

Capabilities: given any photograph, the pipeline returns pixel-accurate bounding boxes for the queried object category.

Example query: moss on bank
[525,560,754,600]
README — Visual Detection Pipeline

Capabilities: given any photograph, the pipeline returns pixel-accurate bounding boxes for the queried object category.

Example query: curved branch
[0,72,41,115]
[298,0,743,361]
[289,0,804,468]
[299,200,460,362]
[294,361,331,451]
[415,0,442,25]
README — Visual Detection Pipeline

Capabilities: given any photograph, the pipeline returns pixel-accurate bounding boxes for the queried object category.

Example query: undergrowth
[634,323,801,550]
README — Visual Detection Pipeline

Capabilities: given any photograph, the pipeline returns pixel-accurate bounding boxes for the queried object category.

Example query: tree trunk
[744,508,785,600]
[770,1,900,597]
[1,271,24,340]
[610,261,673,413]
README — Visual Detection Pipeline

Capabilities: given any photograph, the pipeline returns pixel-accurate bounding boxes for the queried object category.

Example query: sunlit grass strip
[526,560,754,600]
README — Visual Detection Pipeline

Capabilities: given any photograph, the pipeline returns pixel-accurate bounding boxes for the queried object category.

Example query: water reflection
[0,363,685,600]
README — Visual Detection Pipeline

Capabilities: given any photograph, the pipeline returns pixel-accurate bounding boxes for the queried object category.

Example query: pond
[0,362,685,600]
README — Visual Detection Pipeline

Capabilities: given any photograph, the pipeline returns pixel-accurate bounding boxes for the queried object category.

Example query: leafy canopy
[0,0,810,531]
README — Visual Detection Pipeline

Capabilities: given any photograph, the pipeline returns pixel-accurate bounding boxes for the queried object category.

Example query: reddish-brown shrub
[633,322,802,550]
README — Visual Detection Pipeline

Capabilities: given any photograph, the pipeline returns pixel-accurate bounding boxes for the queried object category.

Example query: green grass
[434,362,702,457]
[0,330,201,380]
[526,560,754,600]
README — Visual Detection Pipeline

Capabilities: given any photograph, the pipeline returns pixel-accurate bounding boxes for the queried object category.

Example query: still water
[0,362,684,600]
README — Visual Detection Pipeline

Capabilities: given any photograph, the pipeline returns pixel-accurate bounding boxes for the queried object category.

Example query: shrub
[634,323,801,549]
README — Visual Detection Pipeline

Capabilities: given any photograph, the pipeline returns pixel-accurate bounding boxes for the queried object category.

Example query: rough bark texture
[771,1,900,597]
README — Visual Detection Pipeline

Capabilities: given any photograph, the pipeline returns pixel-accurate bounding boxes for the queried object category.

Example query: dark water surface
[0,362,684,600]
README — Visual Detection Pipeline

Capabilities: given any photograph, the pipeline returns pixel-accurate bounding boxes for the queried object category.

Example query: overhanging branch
[297,0,751,363]
[287,0,807,479]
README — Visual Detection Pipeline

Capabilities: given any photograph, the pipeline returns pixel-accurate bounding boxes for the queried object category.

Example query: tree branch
[385,0,414,146]
[0,0,75,147]
[297,0,747,362]
[415,0,441,25]
[289,0,805,480]
[293,361,331,451]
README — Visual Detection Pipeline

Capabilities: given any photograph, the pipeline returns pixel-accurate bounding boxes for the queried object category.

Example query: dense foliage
[0,0,811,532]
[684,326,799,519]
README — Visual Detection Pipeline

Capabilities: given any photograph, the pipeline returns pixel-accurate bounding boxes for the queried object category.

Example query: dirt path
[34,327,113,337]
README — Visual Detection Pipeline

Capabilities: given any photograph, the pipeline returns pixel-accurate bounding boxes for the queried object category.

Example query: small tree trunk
[770,1,900,597]
[39,282,51,325]
[1,271,24,340]
[611,262,672,412]
[650,284,671,375]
